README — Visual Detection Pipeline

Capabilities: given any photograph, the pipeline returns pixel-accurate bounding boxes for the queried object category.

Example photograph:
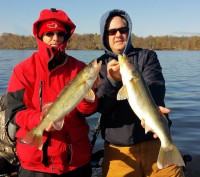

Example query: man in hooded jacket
[96,9,185,177]
[5,8,98,177]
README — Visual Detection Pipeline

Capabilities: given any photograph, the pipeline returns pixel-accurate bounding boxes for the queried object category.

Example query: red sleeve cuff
[76,95,98,115]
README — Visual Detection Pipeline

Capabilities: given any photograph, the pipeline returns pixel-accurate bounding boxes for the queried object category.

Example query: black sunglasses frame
[43,32,67,37]
[106,26,129,35]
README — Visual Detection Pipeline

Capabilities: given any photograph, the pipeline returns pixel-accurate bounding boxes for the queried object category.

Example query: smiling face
[42,31,66,48]
[106,16,129,54]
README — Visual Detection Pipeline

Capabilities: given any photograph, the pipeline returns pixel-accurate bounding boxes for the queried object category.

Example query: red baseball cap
[38,20,67,36]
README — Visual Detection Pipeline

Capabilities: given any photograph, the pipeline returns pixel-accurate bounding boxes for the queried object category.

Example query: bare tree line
[0,33,200,50]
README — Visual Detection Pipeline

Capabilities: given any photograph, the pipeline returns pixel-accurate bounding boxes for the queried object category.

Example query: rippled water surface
[0,50,200,171]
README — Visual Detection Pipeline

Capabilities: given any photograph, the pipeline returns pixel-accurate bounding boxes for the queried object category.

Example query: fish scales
[117,54,185,169]
[22,58,102,150]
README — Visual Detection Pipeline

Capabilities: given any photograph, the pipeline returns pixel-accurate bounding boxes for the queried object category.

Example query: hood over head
[33,8,76,52]
[100,9,133,58]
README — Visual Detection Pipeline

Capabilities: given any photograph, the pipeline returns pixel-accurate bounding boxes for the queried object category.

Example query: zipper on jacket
[39,81,43,112]
[67,144,72,163]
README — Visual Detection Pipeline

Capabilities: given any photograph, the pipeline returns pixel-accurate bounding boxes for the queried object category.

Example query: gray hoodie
[100,9,133,58]
[97,9,168,146]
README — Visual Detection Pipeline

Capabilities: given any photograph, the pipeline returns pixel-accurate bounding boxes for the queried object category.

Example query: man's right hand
[107,60,121,81]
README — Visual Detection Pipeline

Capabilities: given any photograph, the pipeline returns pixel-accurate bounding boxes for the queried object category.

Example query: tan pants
[102,140,185,177]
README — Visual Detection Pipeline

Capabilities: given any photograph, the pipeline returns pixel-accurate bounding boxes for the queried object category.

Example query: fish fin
[76,81,96,102]
[145,125,152,134]
[157,143,185,169]
[117,85,128,100]
[41,102,53,120]
[84,89,95,102]
[53,120,65,130]
[22,128,43,150]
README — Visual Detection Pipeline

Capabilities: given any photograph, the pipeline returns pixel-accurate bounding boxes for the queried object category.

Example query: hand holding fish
[107,60,121,81]
[117,54,185,169]
[91,75,101,91]
[141,106,171,138]
[22,59,102,150]
[45,122,56,132]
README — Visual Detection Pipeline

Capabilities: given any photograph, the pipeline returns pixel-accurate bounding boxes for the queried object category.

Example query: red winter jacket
[6,9,98,174]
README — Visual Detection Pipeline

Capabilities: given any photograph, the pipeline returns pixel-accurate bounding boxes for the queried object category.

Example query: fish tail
[22,128,43,150]
[157,143,185,169]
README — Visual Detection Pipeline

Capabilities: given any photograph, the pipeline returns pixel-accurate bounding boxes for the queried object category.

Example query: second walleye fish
[117,54,185,169]
[22,59,102,150]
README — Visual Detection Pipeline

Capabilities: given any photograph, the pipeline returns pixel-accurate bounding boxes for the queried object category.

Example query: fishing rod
[90,114,104,173]
[90,114,101,150]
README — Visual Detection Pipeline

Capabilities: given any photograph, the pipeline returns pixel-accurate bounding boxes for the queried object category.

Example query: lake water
[0,50,200,174]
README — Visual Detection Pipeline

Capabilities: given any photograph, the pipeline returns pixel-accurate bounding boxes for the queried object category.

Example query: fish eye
[88,62,93,67]
[88,59,97,67]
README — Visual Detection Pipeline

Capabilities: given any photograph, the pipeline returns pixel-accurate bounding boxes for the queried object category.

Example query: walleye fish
[22,59,102,150]
[117,54,185,169]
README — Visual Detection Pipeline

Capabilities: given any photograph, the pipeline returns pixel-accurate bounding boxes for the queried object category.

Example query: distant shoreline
[1,32,200,50]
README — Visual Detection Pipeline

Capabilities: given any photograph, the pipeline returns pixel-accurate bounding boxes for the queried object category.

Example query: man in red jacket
[5,8,99,177]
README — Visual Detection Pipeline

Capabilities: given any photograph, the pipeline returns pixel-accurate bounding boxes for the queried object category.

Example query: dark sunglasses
[106,26,129,35]
[44,31,66,37]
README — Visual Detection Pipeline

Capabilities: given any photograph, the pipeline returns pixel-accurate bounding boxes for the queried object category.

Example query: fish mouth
[118,54,124,66]
[88,59,102,74]
[95,60,102,72]
[93,59,102,71]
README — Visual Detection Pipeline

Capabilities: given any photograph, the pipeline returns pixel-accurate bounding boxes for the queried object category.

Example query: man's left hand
[141,106,171,138]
